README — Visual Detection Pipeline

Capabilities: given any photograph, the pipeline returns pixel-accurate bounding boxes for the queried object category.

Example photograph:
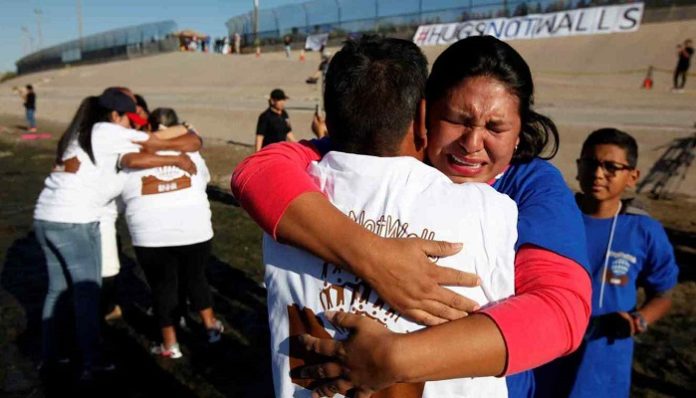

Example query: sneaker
[150,343,183,359]
[207,320,224,343]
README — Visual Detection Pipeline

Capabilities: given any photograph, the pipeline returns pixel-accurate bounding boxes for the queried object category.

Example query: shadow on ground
[0,231,273,398]
[666,227,696,282]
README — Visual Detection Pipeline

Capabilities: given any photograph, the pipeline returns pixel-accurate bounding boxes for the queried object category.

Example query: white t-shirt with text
[34,122,148,223]
[264,152,518,398]
[120,151,213,247]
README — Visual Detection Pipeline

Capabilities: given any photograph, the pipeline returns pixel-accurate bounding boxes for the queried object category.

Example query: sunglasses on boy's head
[576,158,634,175]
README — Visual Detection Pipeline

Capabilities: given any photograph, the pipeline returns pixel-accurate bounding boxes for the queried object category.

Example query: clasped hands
[295,237,480,397]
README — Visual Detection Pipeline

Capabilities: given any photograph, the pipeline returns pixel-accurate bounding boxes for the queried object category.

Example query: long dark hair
[55,97,118,165]
[426,35,559,163]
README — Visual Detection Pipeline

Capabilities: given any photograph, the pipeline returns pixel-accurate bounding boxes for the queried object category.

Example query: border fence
[16,20,178,75]
[225,0,695,46]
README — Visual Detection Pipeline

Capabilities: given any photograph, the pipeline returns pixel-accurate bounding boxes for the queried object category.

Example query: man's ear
[627,168,640,188]
[108,111,120,123]
[414,99,427,150]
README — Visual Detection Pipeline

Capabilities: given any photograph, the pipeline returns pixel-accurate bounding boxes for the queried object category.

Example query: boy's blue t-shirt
[534,207,679,398]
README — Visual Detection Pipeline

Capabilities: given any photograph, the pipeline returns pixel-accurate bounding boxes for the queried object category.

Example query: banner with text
[413,3,644,46]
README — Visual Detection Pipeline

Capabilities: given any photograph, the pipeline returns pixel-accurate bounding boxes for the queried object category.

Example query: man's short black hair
[324,35,428,156]
[581,128,639,168]
[26,84,33,90]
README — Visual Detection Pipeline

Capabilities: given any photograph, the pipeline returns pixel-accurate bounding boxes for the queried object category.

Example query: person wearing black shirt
[255,89,296,152]
[23,84,37,132]
[284,35,292,58]
[673,39,693,91]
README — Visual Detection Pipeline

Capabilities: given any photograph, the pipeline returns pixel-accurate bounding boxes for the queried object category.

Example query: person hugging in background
[120,107,224,359]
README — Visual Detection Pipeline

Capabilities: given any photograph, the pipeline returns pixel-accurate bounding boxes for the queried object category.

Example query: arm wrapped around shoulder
[231,140,323,236]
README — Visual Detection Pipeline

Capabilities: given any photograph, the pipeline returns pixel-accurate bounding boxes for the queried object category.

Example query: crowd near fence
[225,0,696,47]
[16,21,179,75]
[13,1,696,74]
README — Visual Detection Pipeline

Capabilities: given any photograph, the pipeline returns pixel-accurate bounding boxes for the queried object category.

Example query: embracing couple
[232,35,591,398]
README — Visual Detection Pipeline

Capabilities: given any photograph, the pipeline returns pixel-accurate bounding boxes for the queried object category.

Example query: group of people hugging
[34,33,679,398]
[33,87,223,380]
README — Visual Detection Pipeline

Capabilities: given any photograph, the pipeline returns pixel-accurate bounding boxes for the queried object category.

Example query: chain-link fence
[226,0,695,46]
[16,20,179,75]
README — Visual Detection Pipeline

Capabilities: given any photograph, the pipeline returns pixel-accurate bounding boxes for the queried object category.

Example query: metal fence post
[272,9,280,38]
[335,0,342,29]
[302,3,310,34]
[418,0,423,24]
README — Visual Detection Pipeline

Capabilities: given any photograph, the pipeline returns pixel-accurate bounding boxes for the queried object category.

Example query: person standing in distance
[673,39,693,92]
[255,89,295,152]
[283,35,292,58]
[22,84,37,133]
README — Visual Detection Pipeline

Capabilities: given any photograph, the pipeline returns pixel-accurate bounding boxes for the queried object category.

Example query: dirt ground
[0,112,694,397]
[1,18,695,397]
[1,18,695,194]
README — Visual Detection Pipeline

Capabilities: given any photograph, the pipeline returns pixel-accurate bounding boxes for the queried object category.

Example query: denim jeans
[34,220,102,368]
[25,108,36,129]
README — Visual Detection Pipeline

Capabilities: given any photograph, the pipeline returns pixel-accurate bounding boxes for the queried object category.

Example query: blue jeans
[34,220,102,368]
[25,108,36,129]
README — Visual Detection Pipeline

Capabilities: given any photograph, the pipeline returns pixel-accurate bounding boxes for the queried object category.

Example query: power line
[34,8,43,50]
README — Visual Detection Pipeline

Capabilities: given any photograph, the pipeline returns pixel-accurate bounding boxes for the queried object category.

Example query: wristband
[630,311,648,333]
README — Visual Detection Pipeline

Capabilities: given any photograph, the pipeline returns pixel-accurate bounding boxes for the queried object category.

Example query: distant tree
[514,2,529,16]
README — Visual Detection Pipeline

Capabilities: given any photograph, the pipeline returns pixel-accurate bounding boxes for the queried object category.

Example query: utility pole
[34,8,43,50]
[21,26,34,55]
[418,0,423,24]
[253,0,259,43]
[334,0,341,28]
[77,0,83,44]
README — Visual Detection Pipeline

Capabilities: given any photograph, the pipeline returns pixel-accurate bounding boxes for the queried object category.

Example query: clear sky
[0,0,308,72]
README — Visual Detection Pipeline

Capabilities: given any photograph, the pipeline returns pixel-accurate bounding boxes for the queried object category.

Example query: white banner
[413,3,644,46]
[305,33,329,51]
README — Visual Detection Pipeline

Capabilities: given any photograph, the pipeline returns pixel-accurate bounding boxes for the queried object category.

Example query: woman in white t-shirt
[33,88,198,380]
[120,108,223,359]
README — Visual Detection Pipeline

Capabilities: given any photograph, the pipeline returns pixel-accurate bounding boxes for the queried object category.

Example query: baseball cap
[127,112,148,127]
[98,87,136,113]
[270,89,289,101]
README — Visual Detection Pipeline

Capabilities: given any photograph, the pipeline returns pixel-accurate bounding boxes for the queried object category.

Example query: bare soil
[0,113,693,397]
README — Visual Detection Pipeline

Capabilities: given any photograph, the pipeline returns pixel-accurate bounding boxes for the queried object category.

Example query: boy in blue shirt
[534,128,679,397]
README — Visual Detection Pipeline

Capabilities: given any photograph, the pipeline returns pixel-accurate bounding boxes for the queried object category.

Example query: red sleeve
[480,245,591,375]
[230,140,322,237]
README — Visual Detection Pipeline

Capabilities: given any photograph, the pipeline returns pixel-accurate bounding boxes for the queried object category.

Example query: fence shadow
[665,227,696,282]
